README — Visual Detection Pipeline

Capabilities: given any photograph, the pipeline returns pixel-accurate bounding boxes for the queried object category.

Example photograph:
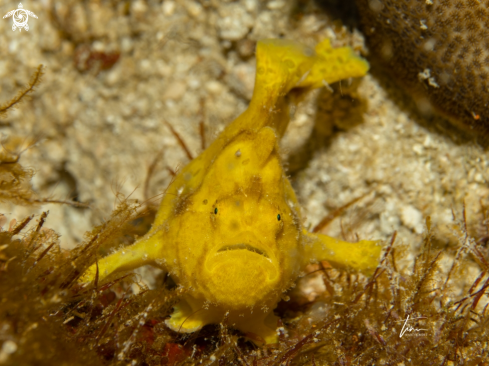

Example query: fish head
[171,127,303,309]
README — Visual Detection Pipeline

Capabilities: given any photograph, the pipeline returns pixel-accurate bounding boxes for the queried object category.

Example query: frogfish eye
[214,207,218,214]
[277,214,281,221]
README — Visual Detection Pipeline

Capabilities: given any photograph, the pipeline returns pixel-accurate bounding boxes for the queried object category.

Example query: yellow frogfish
[80,39,382,344]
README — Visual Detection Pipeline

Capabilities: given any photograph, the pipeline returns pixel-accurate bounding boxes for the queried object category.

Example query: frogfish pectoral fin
[303,230,382,276]
[77,230,167,284]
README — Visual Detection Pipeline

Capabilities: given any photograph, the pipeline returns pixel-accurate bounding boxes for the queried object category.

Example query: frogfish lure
[80,39,382,344]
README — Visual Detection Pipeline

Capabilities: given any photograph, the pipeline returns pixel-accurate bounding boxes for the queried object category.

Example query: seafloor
[1,0,487,280]
[0,0,488,364]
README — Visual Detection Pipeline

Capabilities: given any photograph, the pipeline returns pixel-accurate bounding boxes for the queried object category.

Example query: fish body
[80,39,382,344]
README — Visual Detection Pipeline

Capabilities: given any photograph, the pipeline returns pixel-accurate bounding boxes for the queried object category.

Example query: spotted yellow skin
[80,39,382,344]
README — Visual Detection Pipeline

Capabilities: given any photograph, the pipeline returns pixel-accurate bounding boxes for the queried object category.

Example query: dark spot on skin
[203,199,208,205]
[174,197,191,216]
[277,214,281,221]
[230,220,239,231]
[214,207,218,214]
